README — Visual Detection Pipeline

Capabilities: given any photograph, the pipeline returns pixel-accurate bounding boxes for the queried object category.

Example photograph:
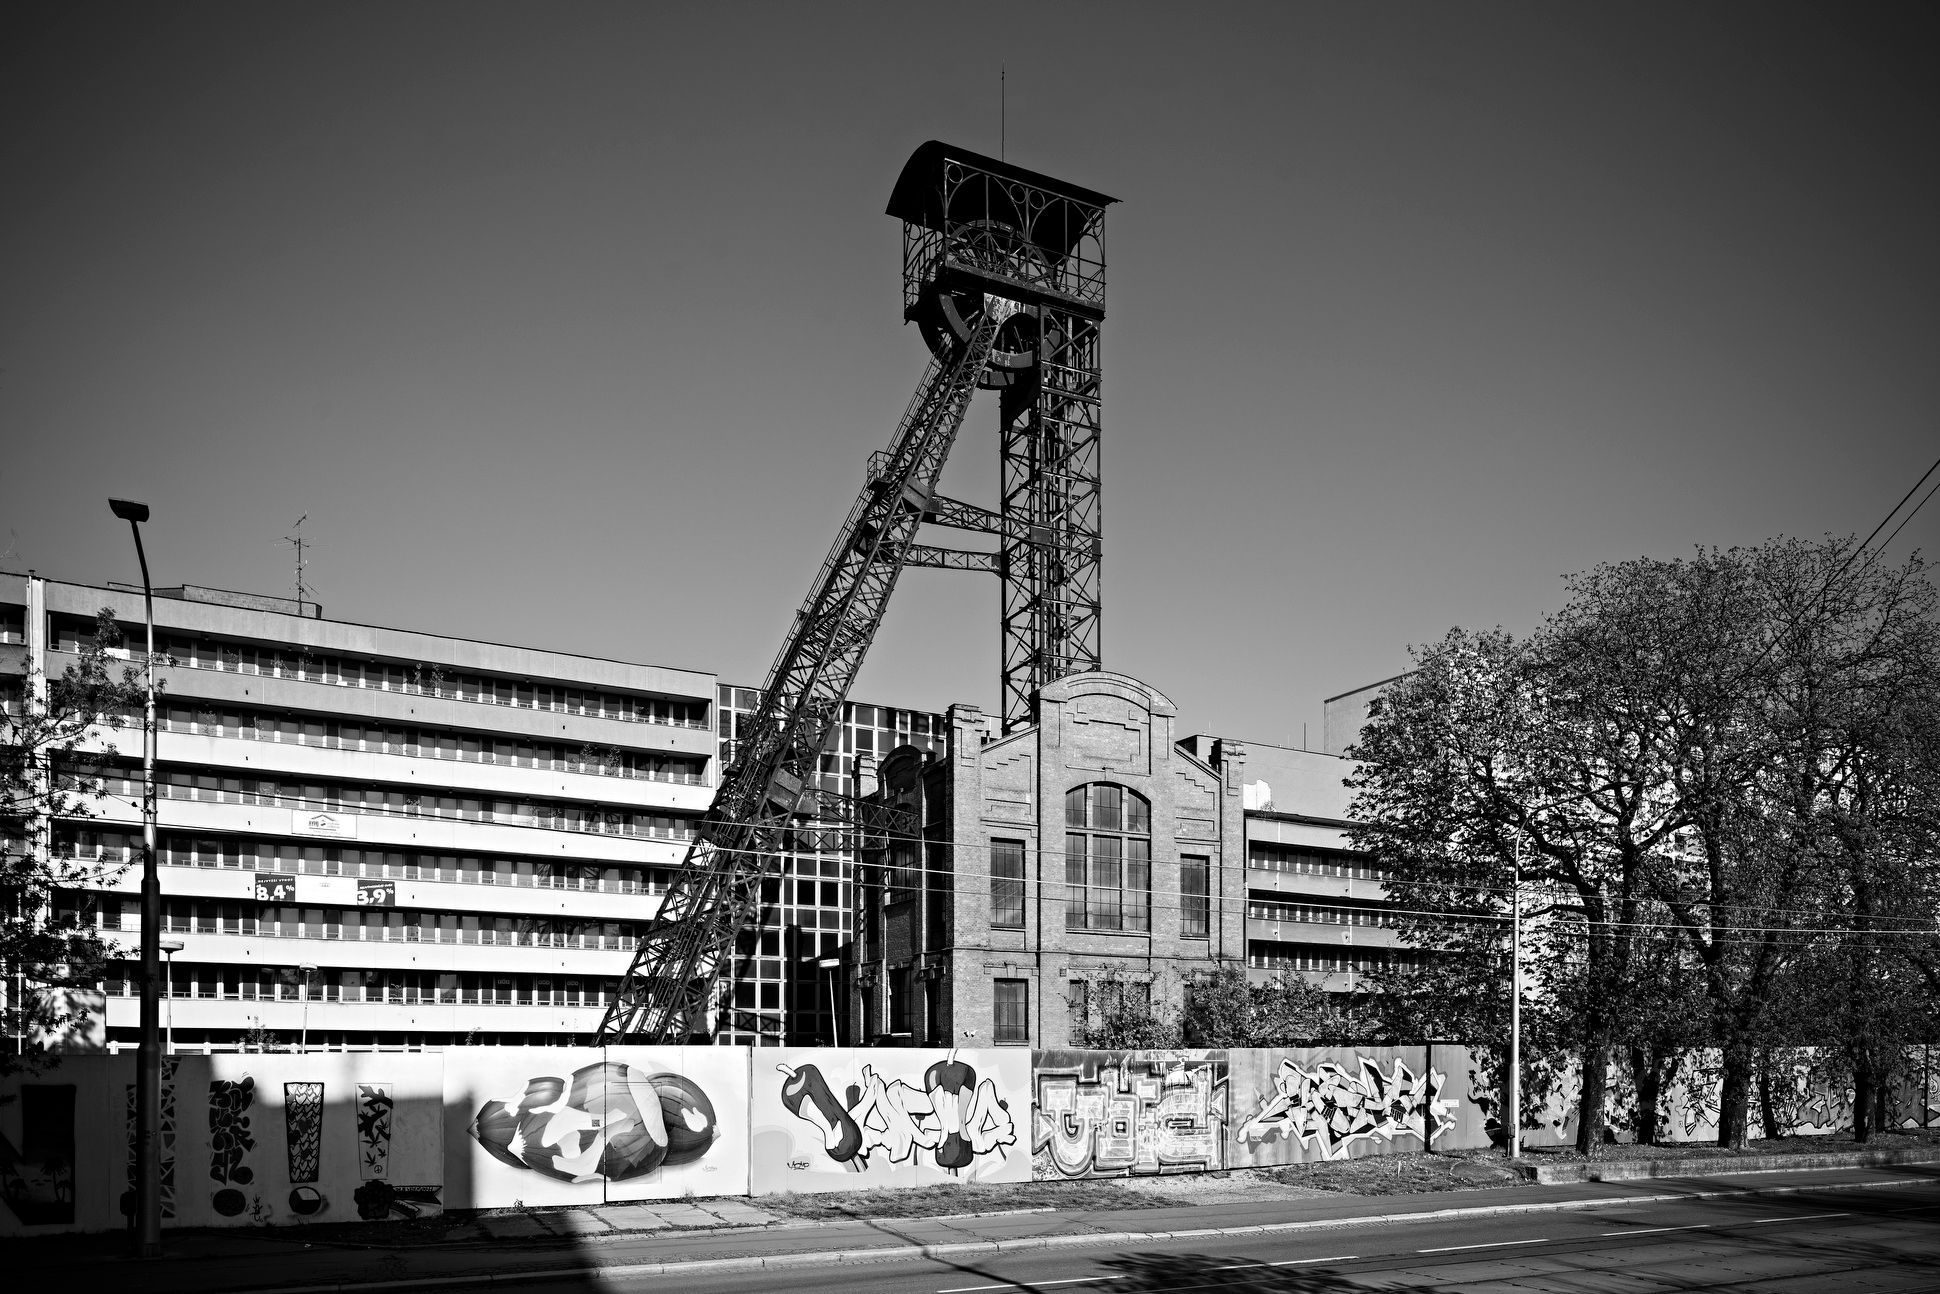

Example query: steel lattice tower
[599,143,1112,1043]
[892,143,1113,732]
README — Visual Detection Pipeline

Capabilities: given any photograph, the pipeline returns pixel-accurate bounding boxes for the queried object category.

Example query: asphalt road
[497,1180,1940,1294]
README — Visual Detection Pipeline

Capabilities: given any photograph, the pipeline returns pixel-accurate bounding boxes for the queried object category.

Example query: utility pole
[1508,835,1523,1160]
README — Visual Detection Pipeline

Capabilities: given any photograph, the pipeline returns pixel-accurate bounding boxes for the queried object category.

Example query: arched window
[1065,783,1151,933]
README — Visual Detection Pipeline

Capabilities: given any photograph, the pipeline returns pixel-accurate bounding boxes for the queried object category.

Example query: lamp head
[109,498,151,523]
[158,939,185,953]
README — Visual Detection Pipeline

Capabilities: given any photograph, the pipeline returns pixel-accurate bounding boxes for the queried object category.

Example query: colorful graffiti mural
[750,1048,1029,1193]
[470,1062,719,1183]
[1235,1055,1453,1161]
[5,1043,1931,1235]
[776,1055,1015,1169]
[449,1047,748,1206]
[207,1076,257,1217]
[356,1083,394,1179]
[123,1054,179,1220]
[284,1081,327,1215]
[1033,1050,1229,1178]
[6,1052,443,1235]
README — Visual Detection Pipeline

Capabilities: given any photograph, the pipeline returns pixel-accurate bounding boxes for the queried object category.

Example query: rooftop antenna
[1000,63,1006,161]
[283,514,313,614]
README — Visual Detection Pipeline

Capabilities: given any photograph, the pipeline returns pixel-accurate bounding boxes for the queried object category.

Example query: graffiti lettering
[775,1054,1017,1172]
[1033,1053,1227,1178]
[207,1077,257,1217]
[470,1062,719,1184]
[1237,1056,1452,1160]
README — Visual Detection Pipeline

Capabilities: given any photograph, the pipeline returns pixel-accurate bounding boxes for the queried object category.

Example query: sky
[5,3,1937,746]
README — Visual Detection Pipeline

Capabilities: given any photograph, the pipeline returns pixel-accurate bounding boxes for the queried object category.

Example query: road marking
[1213,1256,1360,1270]
[1602,1224,1712,1236]
[938,1278,1127,1292]
[1418,1238,1549,1253]
[1745,1212,1849,1224]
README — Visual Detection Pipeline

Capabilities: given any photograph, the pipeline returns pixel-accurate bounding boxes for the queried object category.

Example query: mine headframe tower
[893,142,1112,734]
[597,142,1112,1044]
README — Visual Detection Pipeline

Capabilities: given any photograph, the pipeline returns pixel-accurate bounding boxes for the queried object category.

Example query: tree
[1180,964,1367,1048]
[1068,968,1179,1049]
[1348,538,1940,1151]
[1627,540,1940,1145]
[2,609,150,1068]
[1741,542,1940,1140]
[1347,620,1688,1155]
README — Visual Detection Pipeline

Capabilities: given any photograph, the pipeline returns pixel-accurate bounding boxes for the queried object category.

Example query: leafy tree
[1068,968,1180,1049]
[1628,540,1940,1145]
[1349,538,1940,1151]
[2,609,150,1069]
[1180,964,1369,1047]
[1347,619,1686,1155]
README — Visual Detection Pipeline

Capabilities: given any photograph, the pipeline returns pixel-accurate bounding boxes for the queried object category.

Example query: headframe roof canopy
[887,141,1117,259]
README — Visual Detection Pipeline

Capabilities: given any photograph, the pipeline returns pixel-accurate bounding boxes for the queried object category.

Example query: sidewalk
[11,1162,1939,1294]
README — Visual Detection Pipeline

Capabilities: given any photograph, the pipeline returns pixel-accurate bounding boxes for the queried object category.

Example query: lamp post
[1507,836,1523,1161]
[158,940,184,1054]
[108,497,161,1257]
[299,964,317,1052]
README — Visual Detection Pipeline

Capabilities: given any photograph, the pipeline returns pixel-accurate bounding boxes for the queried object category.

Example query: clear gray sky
[5,3,1936,744]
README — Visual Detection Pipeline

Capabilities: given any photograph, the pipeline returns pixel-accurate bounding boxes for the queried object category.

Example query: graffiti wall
[8,1042,1930,1234]
[749,1048,1028,1194]
[1503,1050,1937,1147]
[1,1052,444,1236]
[1033,1050,1230,1178]
[1229,1046,1486,1165]
[444,1046,747,1207]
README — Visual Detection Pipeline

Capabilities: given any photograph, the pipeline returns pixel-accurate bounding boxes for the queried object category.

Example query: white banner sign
[291,810,357,839]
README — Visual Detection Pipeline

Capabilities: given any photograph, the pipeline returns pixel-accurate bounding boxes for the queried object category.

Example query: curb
[1515,1146,1940,1185]
[256,1173,1940,1293]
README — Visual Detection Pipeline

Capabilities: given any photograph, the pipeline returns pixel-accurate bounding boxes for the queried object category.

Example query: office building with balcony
[4,562,1410,1053]
[4,569,715,1050]
[1180,737,1411,992]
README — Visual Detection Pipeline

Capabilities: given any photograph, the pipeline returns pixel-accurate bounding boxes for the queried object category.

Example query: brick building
[851,671,1247,1050]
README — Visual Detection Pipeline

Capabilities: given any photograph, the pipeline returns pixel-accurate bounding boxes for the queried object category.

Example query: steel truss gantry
[597,142,1112,1043]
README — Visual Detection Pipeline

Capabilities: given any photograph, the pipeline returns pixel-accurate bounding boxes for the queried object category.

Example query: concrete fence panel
[1031,1049,1230,1179]
[441,1045,746,1208]
[749,1047,1029,1194]
[1229,1044,1487,1165]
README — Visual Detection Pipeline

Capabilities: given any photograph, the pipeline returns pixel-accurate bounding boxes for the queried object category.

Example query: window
[889,968,912,1034]
[1064,784,1151,932]
[993,979,1029,1044]
[991,839,1026,929]
[1181,855,1210,938]
[1248,843,1381,880]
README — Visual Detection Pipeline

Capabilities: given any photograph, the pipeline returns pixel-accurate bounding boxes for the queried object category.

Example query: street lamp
[109,497,162,1258]
[1507,836,1524,1161]
[299,964,318,1052]
[158,940,184,1055]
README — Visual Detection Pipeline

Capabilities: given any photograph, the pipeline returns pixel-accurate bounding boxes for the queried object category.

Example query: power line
[60,751,1937,922]
[1875,467,1940,556]
[64,781,1940,947]
[1856,453,1940,559]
